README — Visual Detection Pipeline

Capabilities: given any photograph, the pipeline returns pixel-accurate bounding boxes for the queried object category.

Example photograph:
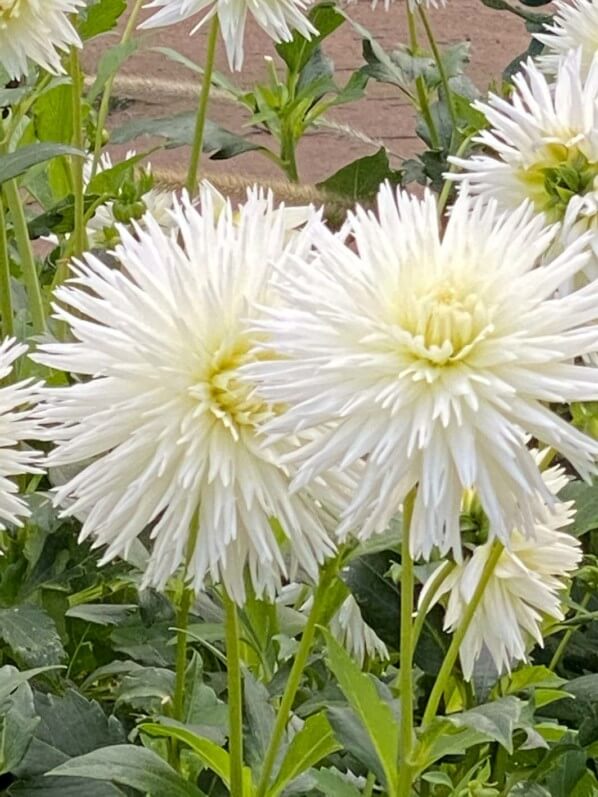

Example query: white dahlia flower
[330,594,389,664]
[0,0,84,80]
[140,0,317,71]
[33,187,339,604]
[245,184,598,561]
[279,583,388,664]
[0,339,41,528]
[420,465,581,680]
[201,180,314,236]
[535,0,598,77]
[450,50,598,286]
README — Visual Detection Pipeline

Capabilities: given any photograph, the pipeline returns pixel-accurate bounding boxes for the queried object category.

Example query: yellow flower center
[518,143,598,222]
[0,0,22,24]
[188,339,276,441]
[397,281,494,366]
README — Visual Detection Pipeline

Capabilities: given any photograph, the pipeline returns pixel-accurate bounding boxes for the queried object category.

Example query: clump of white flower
[0,339,42,528]
[33,186,343,604]
[279,583,388,665]
[420,465,581,680]
[140,0,317,71]
[535,0,598,77]
[450,50,598,285]
[0,0,84,79]
[245,184,598,561]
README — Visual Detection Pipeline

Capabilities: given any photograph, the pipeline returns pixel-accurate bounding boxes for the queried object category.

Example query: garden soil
[82,1,542,195]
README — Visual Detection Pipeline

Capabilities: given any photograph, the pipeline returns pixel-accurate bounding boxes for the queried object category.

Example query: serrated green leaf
[244,670,276,773]
[79,0,126,40]
[311,767,362,797]
[276,1,345,73]
[499,665,566,696]
[445,696,524,753]
[323,630,398,792]
[269,712,340,797]
[560,480,598,537]
[65,604,137,627]
[111,112,264,159]
[87,40,138,104]
[317,147,401,202]
[48,744,206,796]
[14,690,125,779]
[0,145,82,186]
[140,723,253,793]
[0,606,66,669]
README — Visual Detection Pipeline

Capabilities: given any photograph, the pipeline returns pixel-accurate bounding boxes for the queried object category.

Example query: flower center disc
[399,282,493,365]
[519,143,598,221]
[0,0,22,24]
[188,342,274,441]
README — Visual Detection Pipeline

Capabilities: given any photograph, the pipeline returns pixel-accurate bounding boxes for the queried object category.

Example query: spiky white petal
[278,583,388,664]
[420,465,581,680]
[33,187,338,604]
[330,594,389,664]
[245,184,598,561]
[450,50,598,286]
[0,0,84,79]
[0,339,42,528]
[140,0,317,71]
[535,0,598,77]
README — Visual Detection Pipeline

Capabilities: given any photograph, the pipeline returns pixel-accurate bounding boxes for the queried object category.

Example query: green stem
[280,127,299,183]
[224,591,245,797]
[173,587,193,725]
[406,4,441,150]
[418,6,458,137]
[90,0,145,180]
[363,772,376,797]
[255,564,337,797]
[549,592,592,672]
[412,560,455,651]
[436,133,473,218]
[0,199,14,338]
[186,16,219,195]
[492,741,508,789]
[422,541,504,727]
[170,513,201,768]
[3,180,45,335]
[397,488,417,797]
[69,46,87,259]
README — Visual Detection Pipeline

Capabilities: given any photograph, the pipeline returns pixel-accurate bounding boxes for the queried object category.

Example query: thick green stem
[549,592,592,672]
[3,180,45,335]
[170,513,201,768]
[436,133,473,218]
[363,772,376,797]
[255,564,337,797]
[397,488,417,797]
[418,6,458,137]
[90,0,145,180]
[0,200,14,338]
[280,127,299,183]
[412,560,455,651]
[422,541,505,727]
[224,591,245,797]
[406,5,441,150]
[69,46,87,258]
[186,16,219,195]
[173,587,194,726]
